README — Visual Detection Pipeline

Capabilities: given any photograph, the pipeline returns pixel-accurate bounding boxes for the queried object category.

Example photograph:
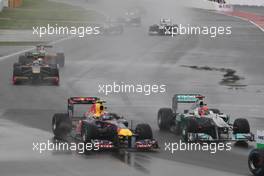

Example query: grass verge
[0,0,104,29]
[0,41,47,46]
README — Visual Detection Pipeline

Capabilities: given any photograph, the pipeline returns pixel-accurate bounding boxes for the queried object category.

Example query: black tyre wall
[52,113,71,139]
[135,123,153,140]
[248,149,264,176]
[233,118,250,134]
[157,108,173,130]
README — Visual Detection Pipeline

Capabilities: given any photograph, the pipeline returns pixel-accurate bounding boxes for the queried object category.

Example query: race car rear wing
[68,97,99,105]
[67,97,100,117]
[36,45,53,48]
[172,94,204,113]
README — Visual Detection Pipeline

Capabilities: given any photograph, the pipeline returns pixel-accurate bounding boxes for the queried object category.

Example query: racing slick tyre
[248,149,264,176]
[181,124,189,142]
[157,108,174,130]
[181,118,199,142]
[18,55,30,65]
[135,123,153,140]
[13,63,21,68]
[52,113,72,139]
[56,53,65,67]
[81,123,99,143]
[233,118,250,134]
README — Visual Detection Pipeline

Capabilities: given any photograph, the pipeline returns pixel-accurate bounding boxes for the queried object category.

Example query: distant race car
[149,18,178,36]
[18,45,65,67]
[248,131,264,176]
[12,57,60,85]
[157,94,254,143]
[117,11,141,27]
[52,97,159,151]
[100,19,124,35]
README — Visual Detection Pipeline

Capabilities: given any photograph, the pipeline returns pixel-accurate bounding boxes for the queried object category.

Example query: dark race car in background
[117,10,141,27]
[18,45,65,67]
[13,57,60,85]
[149,18,178,36]
[52,97,159,151]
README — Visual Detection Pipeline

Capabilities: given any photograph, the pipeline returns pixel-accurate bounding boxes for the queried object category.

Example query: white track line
[249,20,264,32]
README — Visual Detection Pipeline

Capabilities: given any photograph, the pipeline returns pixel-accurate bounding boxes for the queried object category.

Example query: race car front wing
[186,132,255,142]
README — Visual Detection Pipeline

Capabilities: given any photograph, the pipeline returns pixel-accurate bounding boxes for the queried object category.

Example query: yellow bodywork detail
[94,102,104,117]
[118,129,133,137]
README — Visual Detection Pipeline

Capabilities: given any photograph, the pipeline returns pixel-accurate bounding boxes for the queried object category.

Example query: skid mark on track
[181,65,247,88]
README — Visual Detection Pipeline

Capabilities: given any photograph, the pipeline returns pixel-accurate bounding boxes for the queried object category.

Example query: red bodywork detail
[198,106,209,117]
[53,77,59,85]
[196,95,205,100]
[76,120,82,134]
[89,104,96,114]
[12,76,17,85]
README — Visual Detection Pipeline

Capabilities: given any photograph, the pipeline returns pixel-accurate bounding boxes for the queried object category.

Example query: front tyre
[233,118,250,134]
[135,123,153,140]
[52,113,71,139]
[157,108,173,130]
[248,149,264,176]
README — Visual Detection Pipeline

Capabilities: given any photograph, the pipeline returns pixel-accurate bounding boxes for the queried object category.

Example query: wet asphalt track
[0,1,264,176]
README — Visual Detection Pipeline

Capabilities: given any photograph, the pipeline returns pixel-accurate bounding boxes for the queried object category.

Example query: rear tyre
[248,149,264,176]
[157,108,174,130]
[135,123,153,140]
[81,123,98,143]
[233,118,250,134]
[18,55,29,65]
[52,113,71,139]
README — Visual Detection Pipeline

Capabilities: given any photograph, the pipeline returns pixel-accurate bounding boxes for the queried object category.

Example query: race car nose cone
[118,129,133,137]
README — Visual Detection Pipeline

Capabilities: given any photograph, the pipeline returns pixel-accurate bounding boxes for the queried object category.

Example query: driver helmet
[37,58,43,64]
[199,101,204,107]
